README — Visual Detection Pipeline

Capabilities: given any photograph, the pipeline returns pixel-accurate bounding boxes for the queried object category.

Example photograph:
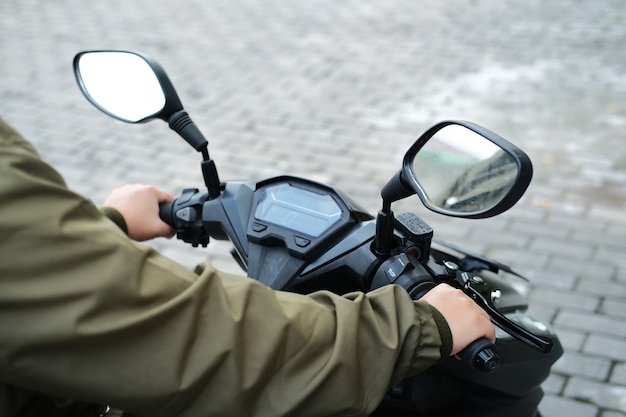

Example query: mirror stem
[374,208,396,256]
[202,159,222,199]
[168,111,221,198]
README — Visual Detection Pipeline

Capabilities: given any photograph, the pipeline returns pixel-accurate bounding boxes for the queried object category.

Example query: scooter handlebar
[377,255,501,372]
[159,201,174,226]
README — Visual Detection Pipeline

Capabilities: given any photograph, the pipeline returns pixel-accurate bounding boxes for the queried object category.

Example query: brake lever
[459,271,553,353]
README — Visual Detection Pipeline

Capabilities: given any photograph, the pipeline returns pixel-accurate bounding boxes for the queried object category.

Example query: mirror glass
[412,125,519,214]
[76,52,166,122]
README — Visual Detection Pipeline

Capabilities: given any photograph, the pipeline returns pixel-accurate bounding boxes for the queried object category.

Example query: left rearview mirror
[73,50,209,153]
[74,51,168,123]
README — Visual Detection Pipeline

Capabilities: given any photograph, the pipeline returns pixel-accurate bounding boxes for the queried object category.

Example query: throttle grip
[458,337,499,372]
[378,258,501,372]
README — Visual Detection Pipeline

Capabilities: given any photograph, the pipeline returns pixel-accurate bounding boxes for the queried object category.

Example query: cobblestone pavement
[1,0,625,416]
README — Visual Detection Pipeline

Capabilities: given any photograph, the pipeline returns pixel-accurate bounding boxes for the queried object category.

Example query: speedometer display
[254,183,342,237]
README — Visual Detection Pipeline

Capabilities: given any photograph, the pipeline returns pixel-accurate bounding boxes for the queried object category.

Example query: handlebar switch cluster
[370,253,435,298]
[175,206,197,223]
[160,188,210,247]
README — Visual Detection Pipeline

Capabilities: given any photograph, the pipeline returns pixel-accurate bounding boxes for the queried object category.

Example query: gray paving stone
[594,245,626,270]
[555,311,626,339]
[524,264,580,291]
[548,257,617,283]
[529,288,600,312]
[529,238,595,262]
[613,363,626,386]
[576,280,626,299]
[543,372,567,395]
[589,205,626,227]
[539,394,598,417]
[552,351,612,381]
[565,377,626,413]
[601,299,626,319]
[585,335,626,362]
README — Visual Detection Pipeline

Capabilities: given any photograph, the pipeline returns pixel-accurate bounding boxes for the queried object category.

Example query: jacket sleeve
[0,120,452,417]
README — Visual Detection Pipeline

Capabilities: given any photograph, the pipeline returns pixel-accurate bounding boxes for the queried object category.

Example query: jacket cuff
[99,207,128,235]
[428,305,453,360]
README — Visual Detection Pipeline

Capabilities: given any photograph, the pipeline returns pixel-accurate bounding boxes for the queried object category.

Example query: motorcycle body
[73,50,563,417]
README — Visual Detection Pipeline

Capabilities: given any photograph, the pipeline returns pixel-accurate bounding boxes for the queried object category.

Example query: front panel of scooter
[246,177,355,257]
[240,176,375,289]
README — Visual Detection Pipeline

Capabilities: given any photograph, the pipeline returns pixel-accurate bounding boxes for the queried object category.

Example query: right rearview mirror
[382,121,533,219]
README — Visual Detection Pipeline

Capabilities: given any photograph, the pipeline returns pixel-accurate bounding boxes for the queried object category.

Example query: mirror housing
[74,50,184,123]
[73,50,208,153]
[381,120,532,219]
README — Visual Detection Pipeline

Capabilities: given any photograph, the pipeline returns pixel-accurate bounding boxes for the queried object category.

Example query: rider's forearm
[0,118,451,417]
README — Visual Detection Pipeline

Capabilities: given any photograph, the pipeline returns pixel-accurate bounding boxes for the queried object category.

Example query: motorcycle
[73,50,563,417]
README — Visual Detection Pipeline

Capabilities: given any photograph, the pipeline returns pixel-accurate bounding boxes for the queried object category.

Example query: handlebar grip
[458,337,499,372]
[159,201,174,226]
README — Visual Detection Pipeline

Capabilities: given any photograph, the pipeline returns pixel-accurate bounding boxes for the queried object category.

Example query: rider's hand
[103,184,175,241]
[422,284,496,356]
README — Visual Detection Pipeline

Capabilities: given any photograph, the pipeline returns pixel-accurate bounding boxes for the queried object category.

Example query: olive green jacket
[0,118,452,417]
